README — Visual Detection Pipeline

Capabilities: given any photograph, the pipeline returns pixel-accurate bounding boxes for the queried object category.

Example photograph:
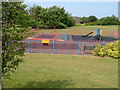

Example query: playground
[3,26,119,88]
[23,26,119,55]
[2,2,119,89]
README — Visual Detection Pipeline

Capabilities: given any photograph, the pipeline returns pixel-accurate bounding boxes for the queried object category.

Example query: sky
[24,1,118,19]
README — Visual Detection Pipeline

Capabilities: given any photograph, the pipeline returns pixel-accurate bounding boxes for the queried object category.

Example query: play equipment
[36,26,57,32]
[31,26,57,35]
[28,38,64,42]
[30,26,61,40]
[82,29,102,40]
[114,31,120,37]
[23,27,118,55]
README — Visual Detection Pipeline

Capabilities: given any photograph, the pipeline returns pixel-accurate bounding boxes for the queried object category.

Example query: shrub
[98,47,107,57]
[85,22,96,26]
[76,23,85,26]
[92,41,120,59]
[92,44,102,56]
[85,23,90,26]
[57,23,67,29]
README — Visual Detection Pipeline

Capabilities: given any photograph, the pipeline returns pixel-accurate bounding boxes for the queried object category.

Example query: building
[73,16,81,24]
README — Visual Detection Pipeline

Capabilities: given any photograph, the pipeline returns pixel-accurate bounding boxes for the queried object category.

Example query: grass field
[68,25,118,32]
[59,25,118,36]
[3,54,118,88]
[38,25,118,36]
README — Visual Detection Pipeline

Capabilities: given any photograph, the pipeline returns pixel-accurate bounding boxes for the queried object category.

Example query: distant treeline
[80,15,119,26]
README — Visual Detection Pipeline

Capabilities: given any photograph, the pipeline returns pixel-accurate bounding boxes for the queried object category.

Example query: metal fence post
[64,33,67,40]
[46,32,48,39]
[80,29,82,35]
[52,40,55,54]
[78,40,80,55]
[60,33,62,39]
[28,39,31,53]
[102,41,106,46]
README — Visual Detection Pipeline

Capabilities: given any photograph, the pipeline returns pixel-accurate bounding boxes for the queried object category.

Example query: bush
[85,22,97,26]
[76,23,85,26]
[57,23,67,29]
[92,41,120,59]
[85,23,90,26]
[92,44,102,56]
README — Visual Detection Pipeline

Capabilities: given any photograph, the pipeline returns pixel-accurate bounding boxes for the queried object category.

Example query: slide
[82,31,93,37]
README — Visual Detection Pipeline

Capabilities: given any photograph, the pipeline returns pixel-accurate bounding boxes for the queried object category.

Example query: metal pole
[52,40,55,54]
[28,39,31,53]
[78,40,80,55]
[64,33,67,40]
[46,32,48,39]
[102,41,106,46]
[60,33,63,40]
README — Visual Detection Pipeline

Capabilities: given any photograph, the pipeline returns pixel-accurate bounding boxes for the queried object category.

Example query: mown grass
[68,25,118,31]
[3,54,118,88]
[59,25,118,36]
[37,25,118,36]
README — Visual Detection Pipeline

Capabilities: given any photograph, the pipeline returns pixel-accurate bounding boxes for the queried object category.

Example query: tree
[81,15,119,26]
[96,15,119,25]
[29,5,75,29]
[88,15,97,22]
[2,2,32,78]
[80,17,90,24]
